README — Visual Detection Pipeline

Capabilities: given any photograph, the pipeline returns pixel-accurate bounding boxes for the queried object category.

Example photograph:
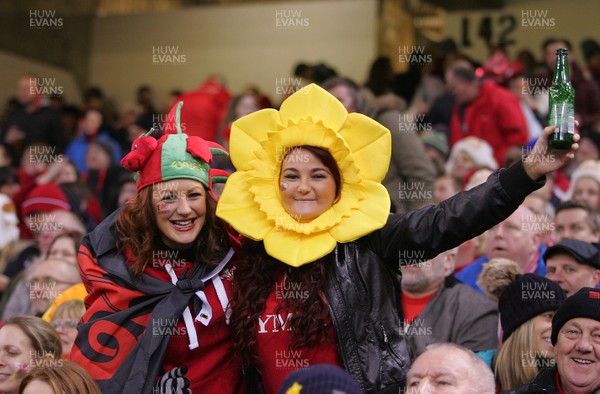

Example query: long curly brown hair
[230,240,332,366]
[115,183,230,276]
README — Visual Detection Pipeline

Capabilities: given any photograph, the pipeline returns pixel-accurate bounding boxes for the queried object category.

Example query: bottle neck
[553,54,571,84]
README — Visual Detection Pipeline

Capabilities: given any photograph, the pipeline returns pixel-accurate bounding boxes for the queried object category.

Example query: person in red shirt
[70,102,244,393]
[169,76,231,142]
[445,60,529,166]
[400,249,498,357]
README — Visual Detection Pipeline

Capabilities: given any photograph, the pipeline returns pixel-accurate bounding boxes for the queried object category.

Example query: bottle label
[549,102,574,135]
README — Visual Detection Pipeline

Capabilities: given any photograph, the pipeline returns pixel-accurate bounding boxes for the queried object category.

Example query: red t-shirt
[401,291,436,324]
[138,254,244,393]
[255,275,343,394]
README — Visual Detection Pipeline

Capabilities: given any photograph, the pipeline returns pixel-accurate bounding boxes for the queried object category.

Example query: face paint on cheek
[280,182,288,191]
[15,362,29,379]
[156,202,172,215]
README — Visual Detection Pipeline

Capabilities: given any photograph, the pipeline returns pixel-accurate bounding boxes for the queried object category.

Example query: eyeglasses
[51,319,78,329]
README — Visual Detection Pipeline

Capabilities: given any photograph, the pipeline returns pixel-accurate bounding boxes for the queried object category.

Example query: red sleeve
[86,196,103,224]
[448,108,461,148]
[493,90,528,165]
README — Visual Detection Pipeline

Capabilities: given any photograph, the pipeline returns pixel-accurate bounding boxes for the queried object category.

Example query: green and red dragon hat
[120,101,228,192]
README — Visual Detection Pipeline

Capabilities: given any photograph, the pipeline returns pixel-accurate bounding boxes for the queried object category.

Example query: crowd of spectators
[0,35,599,393]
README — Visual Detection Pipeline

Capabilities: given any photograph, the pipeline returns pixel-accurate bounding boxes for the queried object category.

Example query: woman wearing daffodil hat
[216,84,579,393]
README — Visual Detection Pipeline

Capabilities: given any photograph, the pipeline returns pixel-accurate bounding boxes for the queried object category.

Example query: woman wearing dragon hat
[70,102,243,393]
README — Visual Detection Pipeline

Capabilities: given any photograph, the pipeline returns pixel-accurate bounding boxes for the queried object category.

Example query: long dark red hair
[230,240,332,366]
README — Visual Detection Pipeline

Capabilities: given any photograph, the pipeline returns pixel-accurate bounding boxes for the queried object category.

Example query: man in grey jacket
[400,249,499,357]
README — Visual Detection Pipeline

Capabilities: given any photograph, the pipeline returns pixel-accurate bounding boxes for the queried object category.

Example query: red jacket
[167,80,231,141]
[449,81,528,166]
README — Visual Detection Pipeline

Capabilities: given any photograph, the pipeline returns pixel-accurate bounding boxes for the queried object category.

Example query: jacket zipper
[328,245,366,391]
[328,273,350,369]
[380,323,404,367]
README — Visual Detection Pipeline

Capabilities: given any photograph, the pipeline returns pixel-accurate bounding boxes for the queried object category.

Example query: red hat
[22,183,71,217]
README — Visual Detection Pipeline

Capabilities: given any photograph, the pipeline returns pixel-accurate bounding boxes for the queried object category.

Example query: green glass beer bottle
[548,48,575,149]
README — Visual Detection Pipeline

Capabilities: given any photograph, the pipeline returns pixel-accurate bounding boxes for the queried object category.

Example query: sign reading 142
[461,15,516,48]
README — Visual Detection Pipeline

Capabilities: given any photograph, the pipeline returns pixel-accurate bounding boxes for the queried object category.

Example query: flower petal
[339,113,392,182]
[329,181,390,242]
[216,172,271,239]
[264,229,338,267]
[216,84,394,267]
[279,84,348,132]
[230,109,282,170]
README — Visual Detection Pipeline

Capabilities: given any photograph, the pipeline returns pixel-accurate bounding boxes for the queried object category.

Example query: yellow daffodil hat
[216,83,392,267]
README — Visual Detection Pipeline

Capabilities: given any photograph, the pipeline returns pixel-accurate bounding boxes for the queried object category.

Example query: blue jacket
[65,131,122,173]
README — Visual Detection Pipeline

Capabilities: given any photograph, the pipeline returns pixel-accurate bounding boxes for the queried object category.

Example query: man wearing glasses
[28,258,81,317]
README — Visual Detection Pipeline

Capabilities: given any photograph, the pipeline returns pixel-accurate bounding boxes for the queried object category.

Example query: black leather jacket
[324,162,543,393]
